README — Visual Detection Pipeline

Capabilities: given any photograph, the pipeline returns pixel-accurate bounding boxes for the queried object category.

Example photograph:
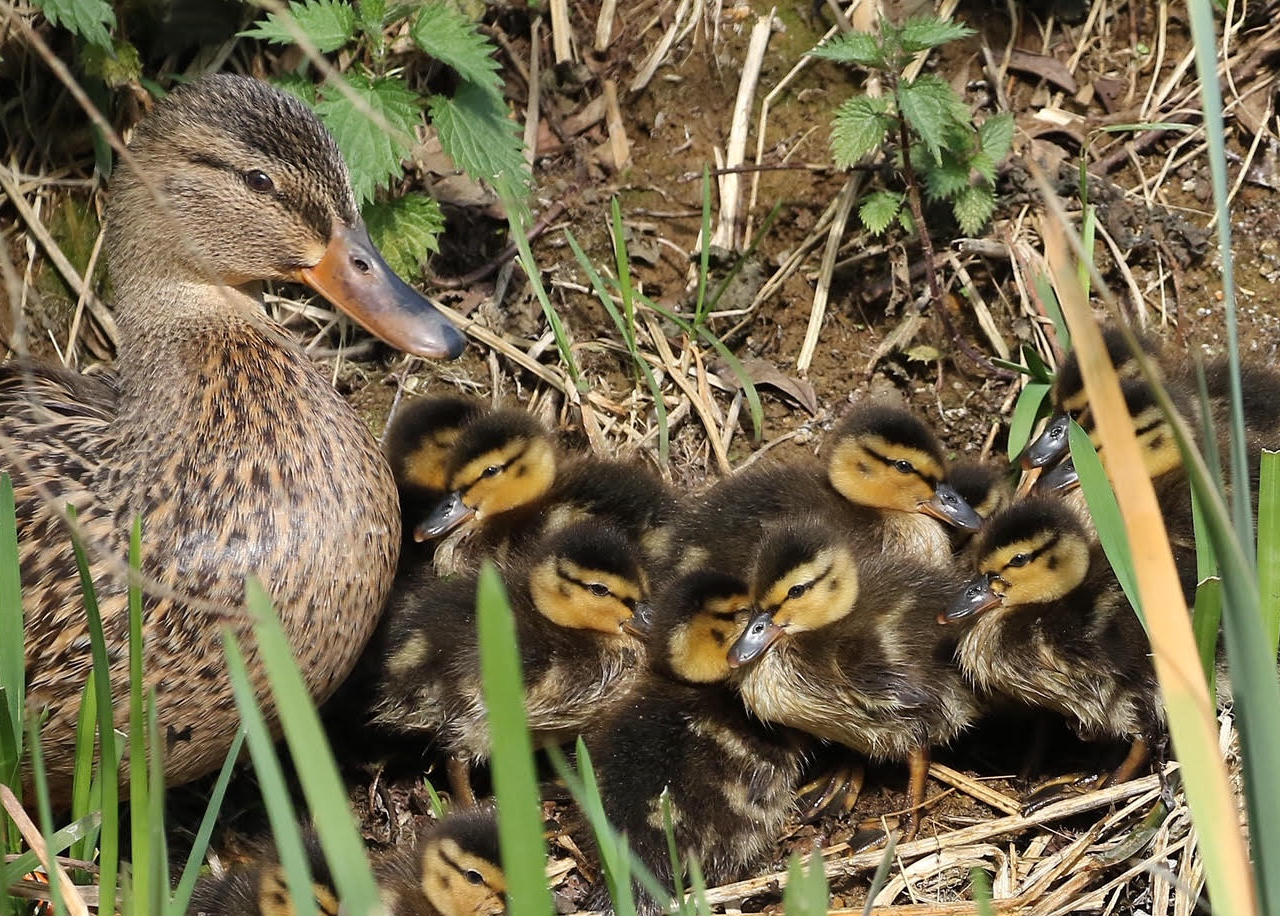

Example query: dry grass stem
[0,786,90,916]
[797,175,860,374]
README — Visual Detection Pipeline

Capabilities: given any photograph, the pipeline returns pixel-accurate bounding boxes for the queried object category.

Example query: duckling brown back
[581,570,805,914]
[375,810,506,916]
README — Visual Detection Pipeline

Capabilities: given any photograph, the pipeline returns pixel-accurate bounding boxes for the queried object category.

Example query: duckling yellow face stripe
[757,546,859,632]
[828,435,942,512]
[982,530,1090,606]
[668,593,751,683]
[528,558,644,635]
[422,838,507,916]
[453,436,556,516]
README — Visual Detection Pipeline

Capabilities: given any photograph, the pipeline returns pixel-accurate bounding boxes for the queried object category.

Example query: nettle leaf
[808,32,884,68]
[897,73,971,163]
[970,149,997,184]
[273,72,319,106]
[978,112,1015,163]
[897,15,974,54]
[411,4,504,103]
[830,95,893,169]
[922,151,970,202]
[315,74,422,204]
[364,193,445,280]
[35,0,115,50]
[952,185,996,235]
[428,81,529,189]
[241,0,356,53]
[357,0,387,39]
[859,190,904,235]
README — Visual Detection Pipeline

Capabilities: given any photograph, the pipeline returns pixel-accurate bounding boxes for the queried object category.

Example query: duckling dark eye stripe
[437,846,480,882]
[1004,533,1059,570]
[863,445,936,486]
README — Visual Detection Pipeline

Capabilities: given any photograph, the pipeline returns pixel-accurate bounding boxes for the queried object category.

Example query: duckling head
[256,866,340,916]
[825,406,981,531]
[1022,328,1158,468]
[1036,379,1183,492]
[107,74,463,358]
[942,497,1091,623]
[947,460,1012,522]
[652,570,753,683]
[528,520,650,638]
[385,395,486,495]
[417,410,557,540]
[415,811,507,916]
[727,520,860,668]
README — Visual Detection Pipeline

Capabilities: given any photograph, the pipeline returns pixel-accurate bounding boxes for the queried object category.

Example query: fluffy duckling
[582,570,806,913]
[385,394,487,513]
[375,810,506,916]
[941,496,1162,789]
[671,405,981,574]
[186,811,505,916]
[413,408,675,568]
[946,458,1013,552]
[370,520,650,805]
[726,518,981,836]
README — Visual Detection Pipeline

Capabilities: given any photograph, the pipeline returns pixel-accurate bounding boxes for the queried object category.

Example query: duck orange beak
[297,222,467,360]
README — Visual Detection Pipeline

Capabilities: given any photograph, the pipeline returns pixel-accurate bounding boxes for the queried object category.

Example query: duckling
[726,518,981,836]
[186,810,505,916]
[384,394,488,546]
[940,496,1162,791]
[3,74,465,801]
[375,809,506,916]
[370,519,650,805]
[581,570,805,913]
[413,408,675,570]
[946,458,1013,553]
[670,405,981,575]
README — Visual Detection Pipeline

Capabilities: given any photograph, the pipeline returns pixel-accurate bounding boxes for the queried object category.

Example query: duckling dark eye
[465,869,484,885]
[1008,553,1031,567]
[481,465,501,478]
[588,582,611,597]
[244,169,274,193]
[893,459,914,474]
[787,583,807,600]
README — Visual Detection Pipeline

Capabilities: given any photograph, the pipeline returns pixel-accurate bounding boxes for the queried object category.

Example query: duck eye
[465,869,484,885]
[1008,553,1031,568]
[787,583,807,600]
[481,465,501,478]
[245,169,274,193]
[893,459,914,474]
[588,582,611,597]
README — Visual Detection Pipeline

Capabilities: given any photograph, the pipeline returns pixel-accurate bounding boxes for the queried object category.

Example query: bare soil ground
[5,0,1279,911]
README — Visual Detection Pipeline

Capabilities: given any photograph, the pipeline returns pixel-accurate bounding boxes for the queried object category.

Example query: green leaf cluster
[814,15,1013,236]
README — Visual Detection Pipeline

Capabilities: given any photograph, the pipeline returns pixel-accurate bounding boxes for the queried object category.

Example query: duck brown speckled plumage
[2,73,464,800]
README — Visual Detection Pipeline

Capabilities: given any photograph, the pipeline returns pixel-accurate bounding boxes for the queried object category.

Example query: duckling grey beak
[1037,455,1080,492]
[941,574,1003,623]
[415,489,474,541]
[624,601,655,638]
[921,483,982,531]
[1021,414,1071,469]
[727,609,784,668]
[296,222,467,360]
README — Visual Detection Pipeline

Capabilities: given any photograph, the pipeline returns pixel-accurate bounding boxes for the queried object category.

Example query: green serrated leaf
[316,73,421,204]
[969,149,997,185]
[830,95,893,169]
[807,32,884,67]
[952,184,996,235]
[923,150,970,201]
[356,0,386,38]
[241,0,356,53]
[411,4,504,102]
[859,189,902,235]
[364,193,445,280]
[898,73,972,163]
[34,0,115,49]
[272,72,319,107]
[898,15,975,54]
[428,82,529,189]
[978,112,1015,162]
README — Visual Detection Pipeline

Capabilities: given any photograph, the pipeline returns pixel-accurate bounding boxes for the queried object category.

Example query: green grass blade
[1031,273,1068,352]
[782,850,827,916]
[0,813,100,892]
[693,167,712,327]
[686,857,709,916]
[25,722,66,916]
[706,201,783,315]
[222,630,319,916]
[128,518,151,916]
[1068,420,1143,625]
[69,674,97,875]
[1006,380,1050,461]
[660,789,685,911]
[242,579,381,916]
[168,728,247,916]
[0,475,22,767]
[475,562,552,916]
[860,832,895,916]
[1258,450,1280,655]
[146,693,169,916]
[971,868,995,916]
[1192,577,1222,700]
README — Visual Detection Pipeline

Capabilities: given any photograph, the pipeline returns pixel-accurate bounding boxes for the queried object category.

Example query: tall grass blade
[693,167,712,328]
[69,675,97,878]
[781,850,827,916]
[860,832,896,916]
[145,694,169,916]
[223,631,319,916]
[168,729,247,916]
[475,562,552,916]
[1006,380,1050,461]
[128,518,152,916]
[0,813,99,892]
[242,580,381,916]
[1258,450,1280,655]
[25,723,67,916]
[705,201,783,315]
[971,868,995,916]
[0,475,22,778]
[1038,210,1260,916]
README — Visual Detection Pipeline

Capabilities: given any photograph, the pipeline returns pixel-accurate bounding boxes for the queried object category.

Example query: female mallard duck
[369,519,650,805]
[726,518,980,837]
[581,570,805,914]
[940,496,1162,792]
[411,407,675,568]
[670,405,981,575]
[187,810,505,916]
[1,74,466,801]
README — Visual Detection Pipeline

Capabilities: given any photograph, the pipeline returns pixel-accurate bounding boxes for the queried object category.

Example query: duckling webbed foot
[796,753,865,823]
[447,755,477,808]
